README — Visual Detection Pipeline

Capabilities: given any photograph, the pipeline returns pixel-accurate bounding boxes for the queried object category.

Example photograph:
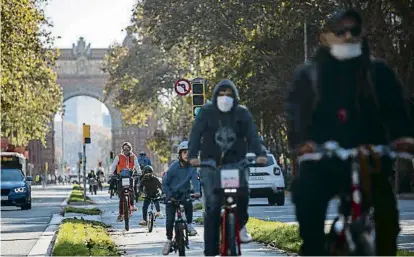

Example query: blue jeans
[200,161,250,256]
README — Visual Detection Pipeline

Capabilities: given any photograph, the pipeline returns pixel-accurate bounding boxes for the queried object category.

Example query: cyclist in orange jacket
[110,142,142,222]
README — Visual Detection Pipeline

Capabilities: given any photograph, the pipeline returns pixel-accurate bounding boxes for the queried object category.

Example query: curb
[60,189,72,207]
[28,214,63,256]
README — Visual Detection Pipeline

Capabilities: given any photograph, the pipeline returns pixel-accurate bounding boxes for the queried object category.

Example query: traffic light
[82,123,91,144]
[191,79,206,118]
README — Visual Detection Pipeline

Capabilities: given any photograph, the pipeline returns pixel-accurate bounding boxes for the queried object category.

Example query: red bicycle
[199,160,254,256]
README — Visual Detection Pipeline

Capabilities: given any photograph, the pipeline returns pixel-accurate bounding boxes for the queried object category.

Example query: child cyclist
[161,141,200,255]
[138,165,164,225]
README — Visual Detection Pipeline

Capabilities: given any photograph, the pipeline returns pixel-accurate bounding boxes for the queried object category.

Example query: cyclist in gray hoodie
[162,141,200,255]
[188,79,267,256]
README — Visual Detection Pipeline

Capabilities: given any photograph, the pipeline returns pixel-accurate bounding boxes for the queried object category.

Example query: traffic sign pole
[174,79,191,141]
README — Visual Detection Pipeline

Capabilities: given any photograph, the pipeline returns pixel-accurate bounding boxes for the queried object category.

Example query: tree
[1,0,62,146]
[104,0,413,162]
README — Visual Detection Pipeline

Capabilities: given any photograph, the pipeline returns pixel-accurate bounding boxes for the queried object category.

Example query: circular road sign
[174,79,192,96]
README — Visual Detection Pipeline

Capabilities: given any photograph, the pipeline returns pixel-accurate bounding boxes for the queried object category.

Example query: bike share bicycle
[297,140,413,256]
[119,168,135,231]
[197,159,256,256]
[167,195,197,256]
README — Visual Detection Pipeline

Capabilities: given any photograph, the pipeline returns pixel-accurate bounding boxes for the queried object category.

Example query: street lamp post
[61,105,65,176]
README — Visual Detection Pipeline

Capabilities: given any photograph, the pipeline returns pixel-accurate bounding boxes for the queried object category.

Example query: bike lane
[91,190,286,256]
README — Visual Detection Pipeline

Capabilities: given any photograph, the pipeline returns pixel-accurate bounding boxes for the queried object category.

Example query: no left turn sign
[174,79,192,96]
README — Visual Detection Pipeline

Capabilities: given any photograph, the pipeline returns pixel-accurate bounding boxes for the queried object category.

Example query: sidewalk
[89,190,286,256]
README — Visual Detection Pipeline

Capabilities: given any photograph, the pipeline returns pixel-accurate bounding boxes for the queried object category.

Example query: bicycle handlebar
[167,194,199,204]
[196,159,259,170]
[297,141,414,163]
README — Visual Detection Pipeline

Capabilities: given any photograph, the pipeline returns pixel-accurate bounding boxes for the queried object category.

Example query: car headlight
[273,167,281,175]
[14,187,26,193]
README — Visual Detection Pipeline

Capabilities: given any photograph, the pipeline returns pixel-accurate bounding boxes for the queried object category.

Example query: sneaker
[116,215,123,222]
[239,226,253,243]
[156,211,164,219]
[162,240,172,255]
[139,220,147,226]
[131,205,137,211]
[187,223,197,236]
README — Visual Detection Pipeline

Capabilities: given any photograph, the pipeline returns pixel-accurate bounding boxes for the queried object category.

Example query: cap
[323,9,362,32]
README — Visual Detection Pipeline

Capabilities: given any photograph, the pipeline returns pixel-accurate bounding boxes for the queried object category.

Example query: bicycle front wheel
[147,212,154,232]
[227,213,238,256]
[175,222,186,256]
[124,195,130,231]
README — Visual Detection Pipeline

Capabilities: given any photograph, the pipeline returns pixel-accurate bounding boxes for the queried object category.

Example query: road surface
[248,196,414,251]
[89,191,286,256]
[0,185,71,256]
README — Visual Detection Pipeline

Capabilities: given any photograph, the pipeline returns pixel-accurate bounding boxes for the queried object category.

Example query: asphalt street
[248,196,414,251]
[0,185,71,256]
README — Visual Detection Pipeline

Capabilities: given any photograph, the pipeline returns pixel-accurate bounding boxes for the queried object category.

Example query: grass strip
[72,184,83,190]
[195,217,413,256]
[63,206,102,215]
[193,202,203,211]
[68,187,92,204]
[53,218,118,256]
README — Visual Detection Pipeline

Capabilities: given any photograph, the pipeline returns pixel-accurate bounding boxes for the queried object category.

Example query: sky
[44,0,136,48]
[47,0,131,121]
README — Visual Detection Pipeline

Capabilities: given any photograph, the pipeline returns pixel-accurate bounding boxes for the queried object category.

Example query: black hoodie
[188,79,266,165]
[285,43,414,150]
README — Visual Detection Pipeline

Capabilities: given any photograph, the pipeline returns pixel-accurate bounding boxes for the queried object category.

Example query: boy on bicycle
[138,165,164,226]
[162,141,200,255]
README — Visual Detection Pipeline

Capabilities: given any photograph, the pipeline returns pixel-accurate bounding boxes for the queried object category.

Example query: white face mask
[217,96,234,112]
[330,42,362,60]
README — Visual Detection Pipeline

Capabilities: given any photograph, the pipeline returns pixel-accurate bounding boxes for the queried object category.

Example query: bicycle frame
[168,198,191,256]
[119,170,133,231]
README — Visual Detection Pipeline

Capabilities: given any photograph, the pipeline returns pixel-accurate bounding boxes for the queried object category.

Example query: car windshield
[246,155,275,167]
[1,169,24,182]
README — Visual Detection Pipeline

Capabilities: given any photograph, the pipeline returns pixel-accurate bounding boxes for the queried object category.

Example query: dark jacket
[286,45,414,150]
[162,160,200,199]
[138,174,162,198]
[188,79,266,164]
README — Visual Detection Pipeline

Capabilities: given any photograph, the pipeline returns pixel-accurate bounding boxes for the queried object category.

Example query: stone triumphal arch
[52,36,162,172]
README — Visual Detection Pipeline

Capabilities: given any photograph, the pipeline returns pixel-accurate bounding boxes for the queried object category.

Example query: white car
[246,152,285,206]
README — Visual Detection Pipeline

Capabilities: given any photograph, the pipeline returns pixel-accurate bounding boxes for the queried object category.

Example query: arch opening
[54,96,112,176]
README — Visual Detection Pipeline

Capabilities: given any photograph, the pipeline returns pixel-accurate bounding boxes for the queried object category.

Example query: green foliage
[53,218,118,256]
[1,0,62,146]
[63,207,102,216]
[68,187,93,204]
[104,0,414,162]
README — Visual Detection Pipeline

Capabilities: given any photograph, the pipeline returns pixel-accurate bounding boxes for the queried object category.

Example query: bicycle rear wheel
[124,195,130,231]
[147,212,154,232]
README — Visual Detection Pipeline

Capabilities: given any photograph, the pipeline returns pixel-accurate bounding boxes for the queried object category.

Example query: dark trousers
[292,158,399,256]
[200,162,249,256]
[142,198,160,221]
[165,200,193,240]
